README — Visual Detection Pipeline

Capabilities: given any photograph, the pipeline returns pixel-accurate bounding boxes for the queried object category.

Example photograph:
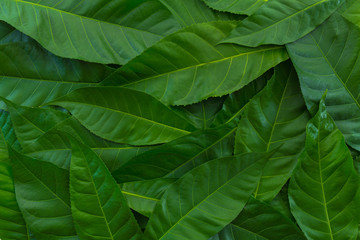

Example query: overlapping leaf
[102,21,288,106]
[235,61,310,201]
[287,13,360,151]
[144,152,270,240]
[9,147,77,240]
[222,0,344,47]
[113,125,235,182]
[202,0,267,15]
[70,137,142,240]
[49,87,196,145]
[289,96,360,240]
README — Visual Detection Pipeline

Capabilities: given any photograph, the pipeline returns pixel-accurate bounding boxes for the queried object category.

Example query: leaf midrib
[121,46,284,87]
[11,0,163,37]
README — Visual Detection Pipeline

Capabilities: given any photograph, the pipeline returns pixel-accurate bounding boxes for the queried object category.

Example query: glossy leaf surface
[102,21,288,106]
[289,96,360,240]
[222,0,343,47]
[70,138,142,240]
[235,62,310,200]
[144,152,270,240]
[287,13,360,151]
[49,87,196,145]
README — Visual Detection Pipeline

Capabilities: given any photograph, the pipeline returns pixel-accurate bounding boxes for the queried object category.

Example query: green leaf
[143,152,270,240]
[49,87,196,145]
[201,0,268,15]
[112,125,235,182]
[286,13,360,151]
[101,21,288,106]
[342,0,360,27]
[235,61,310,201]
[0,29,113,107]
[211,69,271,127]
[9,146,77,240]
[0,128,29,240]
[215,197,306,240]
[159,0,241,27]
[288,95,360,240]
[0,20,32,45]
[121,178,176,217]
[222,0,344,47]
[69,136,142,240]
[0,109,21,149]
[0,0,173,65]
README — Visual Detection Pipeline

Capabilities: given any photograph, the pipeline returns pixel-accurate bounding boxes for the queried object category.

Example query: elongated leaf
[215,197,305,240]
[102,21,288,106]
[113,125,235,182]
[0,0,170,64]
[121,178,176,217]
[202,0,267,15]
[0,25,113,107]
[144,152,270,240]
[286,13,360,151]
[235,61,310,201]
[49,87,196,145]
[0,129,29,240]
[159,0,240,27]
[0,110,21,150]
[0,20,31,44]
[289,95,360,240]
[9,147,77,240]
[222,0,343,47]
[70,137,142,240]
[211,69,271,127]
[342,0,360,27]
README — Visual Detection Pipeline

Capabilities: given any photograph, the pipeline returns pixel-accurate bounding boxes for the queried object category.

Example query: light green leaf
[101,21,288,106]
[286,13,360,151]
[143,152,270,240]
[211,69,271,127]
[0,129,29,240]
[342,0,360,27]
[0,0,173,65]
[49,87,196,145]
[222,0,343,47]
[289,95,360,240]
[235,61,310,201]
[159,0,240,27]
[113,125,235,182]
[70,137,142,240]
[215,197,306,240]
[121,178,176,217]
[9,147,77,240]
[202,0,268,15]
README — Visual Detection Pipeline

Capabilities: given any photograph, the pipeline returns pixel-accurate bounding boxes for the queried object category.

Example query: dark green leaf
[201,0,267,15]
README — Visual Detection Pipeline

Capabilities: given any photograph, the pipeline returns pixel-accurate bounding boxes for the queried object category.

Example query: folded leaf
[202,0,267,15]
[289,95,360,240]
[235,61,310,201]
[0,0,170,64]
[9,147,77,240]
[286,13,360,151]
[49,87,196,145]
[0,129,29,240]
[144,152,270,240]
[70,137,142,240]
[121,178,176,217]
[222,0,343,47]
[215,197,306,240]
[113,126,235,182]
[102,21,288,105]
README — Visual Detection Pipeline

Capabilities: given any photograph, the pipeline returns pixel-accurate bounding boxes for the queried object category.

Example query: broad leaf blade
[342,0,360,27]
[102,21,288,106]
[70,137,142,240]
[289,96,360,240]
[202,0,267,15]
[222,0,343,47]
[9,147,77,240]
[235,61,310,201]
[144,152,270,240]
[286,13,360,151]
[49,87,196,145]
[0,129,29,240]
[113,126,235,182]
[0,0,167,64]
